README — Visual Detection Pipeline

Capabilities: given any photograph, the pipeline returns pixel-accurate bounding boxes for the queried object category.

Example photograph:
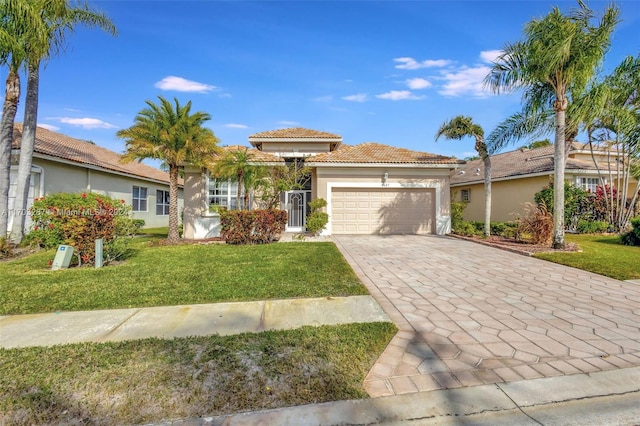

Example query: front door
[285,190,310,232]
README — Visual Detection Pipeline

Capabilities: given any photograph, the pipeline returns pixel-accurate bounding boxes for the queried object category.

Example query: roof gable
[12,124,175,185]
[249,127,342,140]
[307,142,463,165]
[450,143,618,185]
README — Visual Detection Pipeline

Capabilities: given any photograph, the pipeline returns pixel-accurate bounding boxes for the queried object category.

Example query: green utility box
[52,245,74,270]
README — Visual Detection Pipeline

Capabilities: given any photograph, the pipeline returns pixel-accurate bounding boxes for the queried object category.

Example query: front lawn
[534,234,640,281]
[0,241,367,315]
[0,322,396,425]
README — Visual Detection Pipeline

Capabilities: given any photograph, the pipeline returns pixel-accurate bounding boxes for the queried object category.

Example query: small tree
[436,115,492,236]
[117,96,220,244]
[305,198,328,235]
[257,160,311,210]
[211,147,266,210]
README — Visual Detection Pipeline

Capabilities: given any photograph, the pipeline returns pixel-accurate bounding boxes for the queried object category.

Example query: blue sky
[5,0,639,163]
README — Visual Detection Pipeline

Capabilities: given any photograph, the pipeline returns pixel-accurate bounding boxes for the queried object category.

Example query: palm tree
[211,147,265,211]
[117,96,220,244]
[485,1,618,249]
[436,116,492,236]
[8,0,117,243]
[0,0,53,238]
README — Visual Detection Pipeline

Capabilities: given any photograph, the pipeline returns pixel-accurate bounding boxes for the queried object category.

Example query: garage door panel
[331,188,435,235]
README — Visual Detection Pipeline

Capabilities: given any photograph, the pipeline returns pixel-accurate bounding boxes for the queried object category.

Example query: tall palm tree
[117,96,220,244]
[436,116,492,236]
[485,1,618,249]
[8,0,117,243]
[0,0,53,238]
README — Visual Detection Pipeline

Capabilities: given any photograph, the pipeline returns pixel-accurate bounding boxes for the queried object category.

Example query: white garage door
[331,188,435,235]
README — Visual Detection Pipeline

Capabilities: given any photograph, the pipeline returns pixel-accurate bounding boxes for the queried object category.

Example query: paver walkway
[333,235,640,397]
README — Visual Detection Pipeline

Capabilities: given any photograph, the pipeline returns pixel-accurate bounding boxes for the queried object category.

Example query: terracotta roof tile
[450,143,612,185]
[307,142,463,165]
[249,127,342,139]
[213,145,284,163]
[12,124,176,185]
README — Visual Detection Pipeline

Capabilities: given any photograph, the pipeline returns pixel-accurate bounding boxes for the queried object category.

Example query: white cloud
[218,93,232,98]
[342,93,368,102]
[277,120,300,126]
[394,57,452,70]
[224,123,248,129]
[58,117,117,129]
[406,78,432,90]
[154,76,217,93]
[480,50,503,64]
[37,123,60,131]
[375,90,424,101]
[438,65,492,98]
[312,95,333,102]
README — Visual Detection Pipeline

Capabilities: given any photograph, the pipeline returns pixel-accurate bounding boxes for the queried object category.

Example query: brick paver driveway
[333,235,640,397]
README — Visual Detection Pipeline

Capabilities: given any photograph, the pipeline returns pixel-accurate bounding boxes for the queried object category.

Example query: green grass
[0,241,367,315]
[534,234,640,281]
[0,322,397,425]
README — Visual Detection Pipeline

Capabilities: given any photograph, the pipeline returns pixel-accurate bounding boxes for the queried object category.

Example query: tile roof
[249,127,342,139]
[307,142,463,165]
[213,145,284,163]
[12,124,175,185]
[450,143,613,185]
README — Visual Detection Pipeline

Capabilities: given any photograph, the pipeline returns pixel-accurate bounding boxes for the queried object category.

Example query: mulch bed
[450,234,580,256]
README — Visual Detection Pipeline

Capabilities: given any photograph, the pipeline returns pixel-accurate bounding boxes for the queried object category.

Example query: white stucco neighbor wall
[11,157,183,231]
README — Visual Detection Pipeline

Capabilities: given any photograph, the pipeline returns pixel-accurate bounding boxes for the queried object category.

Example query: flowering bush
[220,209,287,244]
[25,192,135,266]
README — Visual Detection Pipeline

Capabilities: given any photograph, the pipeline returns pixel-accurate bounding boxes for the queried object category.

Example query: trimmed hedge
[220,209,288,244]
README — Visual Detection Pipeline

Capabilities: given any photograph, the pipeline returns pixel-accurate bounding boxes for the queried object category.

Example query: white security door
[285,190,310,232]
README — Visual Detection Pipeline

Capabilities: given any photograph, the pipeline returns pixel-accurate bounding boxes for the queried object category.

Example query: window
[577,177,600,193]
[156,190,170,215]
[461,189,470,202]
[207,176,239,210]
[132,186,148,211]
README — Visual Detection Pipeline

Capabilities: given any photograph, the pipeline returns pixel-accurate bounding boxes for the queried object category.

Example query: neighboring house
[9,124,183,232]
[450,143,638,222]
[183,127,463,239]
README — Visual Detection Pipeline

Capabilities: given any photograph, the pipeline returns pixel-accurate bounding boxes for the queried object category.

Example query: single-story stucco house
[9,124,183,231]
[182,127,464,239]
[451,142,639,223]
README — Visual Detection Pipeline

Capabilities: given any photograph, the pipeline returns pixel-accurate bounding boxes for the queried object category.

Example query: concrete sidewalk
[162,366,640,425]
[0,295,389,349]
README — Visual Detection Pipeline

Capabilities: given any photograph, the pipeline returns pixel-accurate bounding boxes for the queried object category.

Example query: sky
[4,0,639,164]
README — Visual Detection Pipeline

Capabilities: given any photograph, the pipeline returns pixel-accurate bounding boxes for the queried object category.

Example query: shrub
[220,209,287,244]
[450,199,466,232]
[454,221,479,236]
[515,202,554,245]
[534,181,590,229]
[621,216,640,246]
[0,237,12,259]
[306,198,329,235]
[24,192,134,266]
[576,220,609,234]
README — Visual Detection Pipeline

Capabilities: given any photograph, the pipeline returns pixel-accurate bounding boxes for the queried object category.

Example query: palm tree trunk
[552,106,566,249]
[0,68,20,239]
[167,164,180,243]
[10,63,40,244]
[483,156,492,236]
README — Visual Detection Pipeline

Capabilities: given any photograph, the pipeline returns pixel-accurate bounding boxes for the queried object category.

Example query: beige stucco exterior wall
[259,142,331,155]
[182,167,204,239]
[453,175,551,223]
[314,166,452,235]
[454,172,639,223]
[32,157,182,229]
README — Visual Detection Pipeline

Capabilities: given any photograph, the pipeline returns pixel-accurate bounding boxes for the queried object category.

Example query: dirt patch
[450,234,580,256]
